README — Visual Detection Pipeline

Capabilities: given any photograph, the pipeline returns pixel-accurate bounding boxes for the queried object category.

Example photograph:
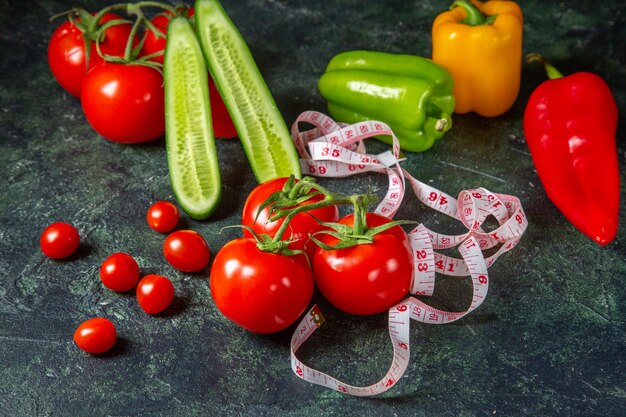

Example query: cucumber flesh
[195,0,302,183]
[164,17,221,220]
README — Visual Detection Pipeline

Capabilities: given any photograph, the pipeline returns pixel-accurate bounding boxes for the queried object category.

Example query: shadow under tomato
[61,242,93,262]
[153,295,189,318]
[94,336,129,358]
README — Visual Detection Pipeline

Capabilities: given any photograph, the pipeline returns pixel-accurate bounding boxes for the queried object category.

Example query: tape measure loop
[289,112,528,396]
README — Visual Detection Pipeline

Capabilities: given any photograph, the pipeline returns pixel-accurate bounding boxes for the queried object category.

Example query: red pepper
[524,54,620,245]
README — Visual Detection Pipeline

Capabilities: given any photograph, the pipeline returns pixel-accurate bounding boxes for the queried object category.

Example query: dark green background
[1,1,624,416]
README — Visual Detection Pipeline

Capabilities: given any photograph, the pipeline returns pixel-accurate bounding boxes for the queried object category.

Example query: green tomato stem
[351,195,369,236]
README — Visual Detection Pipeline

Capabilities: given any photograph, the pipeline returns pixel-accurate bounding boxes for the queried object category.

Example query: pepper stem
[451,0,494,26]
[526,53,564,80]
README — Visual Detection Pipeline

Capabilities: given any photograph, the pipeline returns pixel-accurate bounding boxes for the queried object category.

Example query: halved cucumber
[195,0,302,183]
[164,17,221,220]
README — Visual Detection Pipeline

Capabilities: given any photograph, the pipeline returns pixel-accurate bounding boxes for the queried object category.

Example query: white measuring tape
[288,111,528,396]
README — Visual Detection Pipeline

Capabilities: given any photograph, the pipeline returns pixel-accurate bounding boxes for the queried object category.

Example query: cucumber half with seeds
[195,0,302,184]
[164,17,221,220]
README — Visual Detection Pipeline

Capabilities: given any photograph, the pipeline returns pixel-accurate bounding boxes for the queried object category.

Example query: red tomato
[136,274,175,314]
[163,230,210,272]
[210,238,314,334]
[99,253,140,292]
[40,221,80,259]
[80,62,165,143]
[73,317,116,354]
[48,13,134,98]
[242,177,339,261]
[141,10,194,64]
[312,213,413,316]
[146,201,180,233]
[140,9,237,139]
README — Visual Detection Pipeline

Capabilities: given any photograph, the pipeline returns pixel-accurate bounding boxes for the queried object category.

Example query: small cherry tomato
[313,213,413,316]
[210,237,314,334]
[163,230,210,272]
[99,253,140,292]
[146,201,180,233]
[136,274,175,314]
[73,317,117,354]
[81,62,165,143]
[40,221,80,259]
[242,177,339,261]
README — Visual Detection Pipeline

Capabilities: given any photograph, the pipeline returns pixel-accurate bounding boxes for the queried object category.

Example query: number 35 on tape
[288,111,528,396]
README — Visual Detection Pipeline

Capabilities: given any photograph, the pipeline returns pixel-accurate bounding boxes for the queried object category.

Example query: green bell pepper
[318,50,455,152]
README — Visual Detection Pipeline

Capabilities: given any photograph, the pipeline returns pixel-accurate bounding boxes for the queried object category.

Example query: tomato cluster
[43,199,211,354]
[48,7,235,144]
[210,177,414,334]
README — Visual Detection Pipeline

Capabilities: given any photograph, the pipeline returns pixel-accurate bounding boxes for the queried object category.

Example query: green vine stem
[267,177,378,244]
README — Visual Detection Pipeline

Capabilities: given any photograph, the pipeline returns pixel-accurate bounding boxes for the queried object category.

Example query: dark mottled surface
[1,0,625,416]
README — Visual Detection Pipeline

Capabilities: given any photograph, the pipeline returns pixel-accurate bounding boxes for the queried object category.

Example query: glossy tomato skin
[146,201,180,233]
[140,9,237,139]
[163,230,210,272]
[136,274,175,314]
[313,213,412,316]
[73,317,116,354]
[99,252,140,292]
[48,13,133,98]
[40,221,80,259]
[242,177,340,261]
[210,238,314,334]
[141,11,193,64]
[81,62,165,143]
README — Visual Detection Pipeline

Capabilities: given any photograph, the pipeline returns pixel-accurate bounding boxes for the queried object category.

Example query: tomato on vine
[81,62,165,143]
[48,11,135,98]
[312,211,413,316]
[210,237,314,334]
[242,177,340,260]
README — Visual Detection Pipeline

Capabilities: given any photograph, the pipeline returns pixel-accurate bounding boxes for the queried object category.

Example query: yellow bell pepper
[432,0,523,117]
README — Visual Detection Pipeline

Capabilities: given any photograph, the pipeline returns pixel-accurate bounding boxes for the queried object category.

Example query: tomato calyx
[242,225,302,256]
[52,2,190,71]
[310,195,415,250]
[50,7,133,71]
[250,175,383,253]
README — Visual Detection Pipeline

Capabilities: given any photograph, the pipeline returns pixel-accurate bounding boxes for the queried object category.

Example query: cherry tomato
[40,221,80,259]
[210,238,314,334]
[99,253,140,292]
[48,13,134,98]
[136,274,175,314]
[81,62,165,143]
[140,9,237,139]
[73,317,116,354]
[146,201,180,233]
[163,230,210,272]
[312,213,413,316]
[242,177,339,261]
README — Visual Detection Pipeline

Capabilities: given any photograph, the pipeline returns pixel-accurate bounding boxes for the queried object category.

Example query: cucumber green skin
[164,17,221,220]
[195,0,302,183]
